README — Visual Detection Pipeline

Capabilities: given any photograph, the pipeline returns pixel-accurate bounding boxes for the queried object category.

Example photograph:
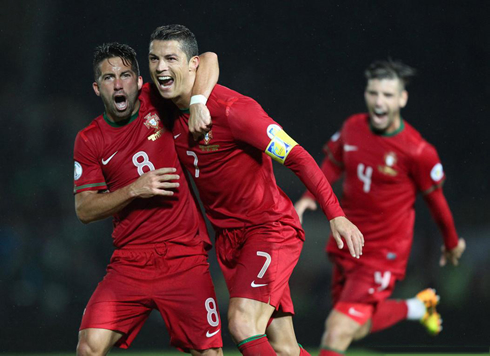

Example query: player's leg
[153,243,223,354]
[266,311,303,356]
[77,249,154,354]
[76,328,123,356]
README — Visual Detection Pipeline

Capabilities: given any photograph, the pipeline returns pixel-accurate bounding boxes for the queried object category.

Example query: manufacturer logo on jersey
[102,151,118,165]
[348,307,365,317]
[206,329,220,338]
[251,281,268,288]
[203,130,213,145]
[343,144,358,152]
[74,161,82,180]
[144,113,163,141]
[430,163,444,182]
[266,124,282,139]
[174,133,181,139]
[378,152,398,176]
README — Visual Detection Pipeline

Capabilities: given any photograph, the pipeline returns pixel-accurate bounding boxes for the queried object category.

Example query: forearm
[194,52,219,97]
[75,186,135,224]
[303,154,343,200]
[285,145,344,220]
[423,188,459,249]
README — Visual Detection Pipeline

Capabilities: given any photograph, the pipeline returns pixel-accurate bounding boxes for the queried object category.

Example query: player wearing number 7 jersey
[148,25,364,356]
[294,59,466,356]
[73,43,223,356]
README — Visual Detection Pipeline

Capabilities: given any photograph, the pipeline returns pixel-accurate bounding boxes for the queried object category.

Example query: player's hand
[189,102,212,141]
[440,238,466,266]
[294,197,317,223]
[329,216,364,259]
[129,168,180,198]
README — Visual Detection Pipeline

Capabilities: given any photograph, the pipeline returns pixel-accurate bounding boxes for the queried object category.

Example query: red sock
[299,345,311,356]
[370,299,408,333]
[238,334,276,356]
[319,348,344,356]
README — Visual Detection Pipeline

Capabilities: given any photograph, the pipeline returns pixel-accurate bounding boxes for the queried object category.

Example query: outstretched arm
[423,188,465,266]
[189,52,219,139]
[75,168,179,224]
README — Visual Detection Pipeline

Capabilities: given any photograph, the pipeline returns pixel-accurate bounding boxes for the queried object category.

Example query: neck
[173,75,196,109]
[106,100,140,123]
[385,115,401,134]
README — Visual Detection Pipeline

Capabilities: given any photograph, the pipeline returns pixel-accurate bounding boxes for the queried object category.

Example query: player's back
[74,83,209,249]
[172,85,302,234]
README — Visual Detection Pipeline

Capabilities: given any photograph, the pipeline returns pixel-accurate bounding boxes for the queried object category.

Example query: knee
[76,339,98,356]
[324,319,357,345]
[271,343,300,356]
[228,314,254,342]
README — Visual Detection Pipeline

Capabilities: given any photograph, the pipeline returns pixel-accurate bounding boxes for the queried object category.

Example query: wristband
[190,95,208,106]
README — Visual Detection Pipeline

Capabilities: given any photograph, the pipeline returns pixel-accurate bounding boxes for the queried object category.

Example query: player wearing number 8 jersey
[294,59,466,356]
[73,43,223,356]
[148,25,364,356]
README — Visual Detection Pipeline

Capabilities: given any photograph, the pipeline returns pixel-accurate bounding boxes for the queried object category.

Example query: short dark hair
[365,59,416,89]
[93,42,140,81]
[150,24,198,61]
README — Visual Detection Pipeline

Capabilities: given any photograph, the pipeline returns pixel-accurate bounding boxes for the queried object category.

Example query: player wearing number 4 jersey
[73,43,223,356]
[147,25,364,356]
[294,59,466,356]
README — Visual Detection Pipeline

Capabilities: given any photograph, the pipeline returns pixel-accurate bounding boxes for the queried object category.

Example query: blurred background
[1,0,488,353]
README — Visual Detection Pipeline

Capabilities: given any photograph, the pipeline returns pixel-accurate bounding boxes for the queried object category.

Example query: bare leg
[228,297,275,343]
[320,310,364,352]
[267,311,301,356]
[76,328,123,356]
[191,348,223,356]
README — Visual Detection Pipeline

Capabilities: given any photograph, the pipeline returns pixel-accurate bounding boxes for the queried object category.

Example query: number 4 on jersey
[357,163,373,193]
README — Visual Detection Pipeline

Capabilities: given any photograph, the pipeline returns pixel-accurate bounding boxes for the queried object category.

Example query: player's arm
[188,52,219,140]
[75,168,180,224]
[423,188,465,266]
[294,145,344,222]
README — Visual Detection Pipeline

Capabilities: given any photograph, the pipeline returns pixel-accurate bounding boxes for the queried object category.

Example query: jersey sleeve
[73,127,107,194]
[302,129,345,201]
[411,142,445,194]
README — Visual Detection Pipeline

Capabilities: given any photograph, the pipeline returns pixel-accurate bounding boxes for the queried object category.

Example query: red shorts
[215,222,303,314]
[80,242,222,352]
[330,254,398,306]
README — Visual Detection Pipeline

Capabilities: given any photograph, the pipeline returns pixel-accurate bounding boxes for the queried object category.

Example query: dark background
[1,0,489,353]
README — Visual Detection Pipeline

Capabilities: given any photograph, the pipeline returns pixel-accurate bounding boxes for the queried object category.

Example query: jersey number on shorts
[132,151,155,176]
[205,297,219,327]
[357,163,373,193]
[186,151,200,178]
[256,251,271,278]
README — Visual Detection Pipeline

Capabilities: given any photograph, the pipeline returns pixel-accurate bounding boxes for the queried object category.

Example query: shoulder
[345,113,369,128]
[76,116,103,144]
[400,120,439,159]
[208,85,260,114]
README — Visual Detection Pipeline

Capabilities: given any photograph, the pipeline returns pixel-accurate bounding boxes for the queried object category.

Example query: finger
[158,174,180,182]
[344,235,356,258]
[158,182,180,189]
[153,167,177,174]
[439,254,446,267]
[332,232,344,250]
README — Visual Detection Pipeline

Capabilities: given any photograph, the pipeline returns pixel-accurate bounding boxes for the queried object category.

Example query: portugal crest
[144,112,163,141]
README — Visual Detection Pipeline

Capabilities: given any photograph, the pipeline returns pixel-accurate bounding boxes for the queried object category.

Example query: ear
[92,81,101,96]
[189,55,200,72]
[399,90,408,108]
[137,76,143,90]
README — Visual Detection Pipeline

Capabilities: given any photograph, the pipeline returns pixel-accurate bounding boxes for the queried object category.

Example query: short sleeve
[73,130,107,194]
[411,142,445,194]
[324,128,344,168]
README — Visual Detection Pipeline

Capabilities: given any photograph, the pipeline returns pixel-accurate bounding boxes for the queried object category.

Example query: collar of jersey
[179,108,190,114]
[370,118,405,137]
[103,108,139,127]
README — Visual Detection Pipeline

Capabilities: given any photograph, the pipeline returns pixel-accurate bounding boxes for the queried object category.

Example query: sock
[299,344,311,356]
[370,299,408,333]
[237,334,276,356]
[319,347,344,356]
[406,297,426,320]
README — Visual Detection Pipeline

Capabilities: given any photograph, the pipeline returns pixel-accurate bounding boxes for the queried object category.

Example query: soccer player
[73,42,223,356]
[147,24,364,356]
[294,59,466,356]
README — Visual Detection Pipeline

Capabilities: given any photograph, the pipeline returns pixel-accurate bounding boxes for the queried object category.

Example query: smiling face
[93,57,143,122]
[148,40,199,108]
[364,78,408,134]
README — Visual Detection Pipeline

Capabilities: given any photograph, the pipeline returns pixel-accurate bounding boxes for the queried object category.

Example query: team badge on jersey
[74,161,82,180]
[430,163,444,182]
[265,128,298,164]
[378,152,398,176]
[144,113,163,141]
[203,130,213,145]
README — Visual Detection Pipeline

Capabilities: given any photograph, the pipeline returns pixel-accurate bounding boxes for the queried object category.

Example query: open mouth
[114,94,128,111]
[157,76,174,88]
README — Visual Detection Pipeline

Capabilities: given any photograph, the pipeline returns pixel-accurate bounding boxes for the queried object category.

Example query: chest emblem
[199,130,219,151]
[378,152,398,176]
[144,113,163,141]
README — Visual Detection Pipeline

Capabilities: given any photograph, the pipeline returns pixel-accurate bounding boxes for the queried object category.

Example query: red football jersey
[171,85,304,234]
[73,83,209,249]
[321,114,446,278]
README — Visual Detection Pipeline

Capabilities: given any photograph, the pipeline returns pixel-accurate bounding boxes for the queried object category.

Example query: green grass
[1,350,488,356]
